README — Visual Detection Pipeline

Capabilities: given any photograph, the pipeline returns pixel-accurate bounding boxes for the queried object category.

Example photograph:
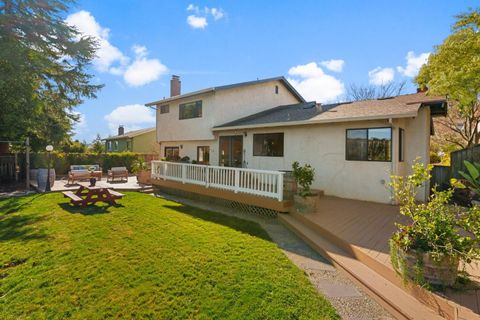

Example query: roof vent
[377,96,394,100]
[302,102,316,109]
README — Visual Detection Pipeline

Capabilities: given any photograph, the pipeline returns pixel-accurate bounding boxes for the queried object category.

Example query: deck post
[181,163,186,184]
[234,168,239,193]
[278,172,284,202]
[205,166,209,188]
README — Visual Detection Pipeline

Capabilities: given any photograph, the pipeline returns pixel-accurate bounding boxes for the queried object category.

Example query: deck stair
[280,213,463,320]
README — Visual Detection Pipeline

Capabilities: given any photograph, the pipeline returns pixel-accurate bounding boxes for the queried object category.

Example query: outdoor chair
[107,167,129,182]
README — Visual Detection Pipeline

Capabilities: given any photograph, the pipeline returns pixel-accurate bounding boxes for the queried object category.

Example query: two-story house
[146,75,447,204]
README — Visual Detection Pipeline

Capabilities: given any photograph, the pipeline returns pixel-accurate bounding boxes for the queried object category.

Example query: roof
[213,92,447,131]
[144,76,306,106]
[104,127,155,140]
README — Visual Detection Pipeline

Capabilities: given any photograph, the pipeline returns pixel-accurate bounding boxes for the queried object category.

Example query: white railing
[151,161,285,201]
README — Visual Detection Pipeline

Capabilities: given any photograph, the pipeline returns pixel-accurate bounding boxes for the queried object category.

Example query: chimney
[118,125,124,136]
[170,75,181,97]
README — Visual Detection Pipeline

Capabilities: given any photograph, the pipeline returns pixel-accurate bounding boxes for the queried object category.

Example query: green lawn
[0,192,338,319]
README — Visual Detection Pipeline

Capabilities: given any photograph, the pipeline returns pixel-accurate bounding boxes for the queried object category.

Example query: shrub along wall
[31,152,158,174]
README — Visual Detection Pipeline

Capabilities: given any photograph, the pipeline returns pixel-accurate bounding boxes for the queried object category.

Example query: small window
[399,128,405,162]
[275,85,279,94]
[197,146,210,164]
[160,105,169,114]
[179,100,202,120]
[164,147,180,161]
[253,133,284,157]
[114,141,118,151]
[346,128,392,161]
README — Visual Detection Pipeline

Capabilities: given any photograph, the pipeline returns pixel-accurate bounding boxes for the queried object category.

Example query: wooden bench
[62,191,83,204]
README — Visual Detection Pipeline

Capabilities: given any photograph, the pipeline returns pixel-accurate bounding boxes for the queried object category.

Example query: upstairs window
[346,128,392,162]
[179,100,202,120]
[160,105,169,114]
[253,133,284,157]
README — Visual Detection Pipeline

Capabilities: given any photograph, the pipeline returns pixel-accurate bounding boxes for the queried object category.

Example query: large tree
[416,8,480,148]
[0,0,102,150]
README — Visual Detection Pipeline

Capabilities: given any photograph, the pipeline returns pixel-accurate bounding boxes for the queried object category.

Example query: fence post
[205,166,209,188]
[182,163,186,184]
[278,172,284,202]
[234,168,239,193]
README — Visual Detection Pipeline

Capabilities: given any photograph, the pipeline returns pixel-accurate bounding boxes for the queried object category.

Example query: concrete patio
[31,175,152,192]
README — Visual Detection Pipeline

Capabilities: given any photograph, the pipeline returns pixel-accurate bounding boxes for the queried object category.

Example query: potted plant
[88,166,97,186]
[389,159,480,288]
[132,158,150,184]
[459,160,480,206]
[292,161,318,213]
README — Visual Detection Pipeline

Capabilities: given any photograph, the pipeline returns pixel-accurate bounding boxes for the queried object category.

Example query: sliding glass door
[219,136,243,167]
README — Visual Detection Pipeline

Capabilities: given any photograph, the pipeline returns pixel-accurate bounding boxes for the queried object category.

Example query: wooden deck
[280,196,480,320]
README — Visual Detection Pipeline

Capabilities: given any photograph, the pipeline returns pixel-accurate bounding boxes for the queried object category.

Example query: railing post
[205,166,209,188]
[162,162,166,180]
[234,168,239,193]
[278,172,284,202]
[182,163,186,184]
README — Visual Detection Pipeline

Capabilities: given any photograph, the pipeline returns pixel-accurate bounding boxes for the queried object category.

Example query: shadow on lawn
[0,194,43,215]
[163,204,272,241]
[0,214,47,242]
[58,202,124,215]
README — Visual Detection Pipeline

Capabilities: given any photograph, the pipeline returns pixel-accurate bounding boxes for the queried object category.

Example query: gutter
[212,111,419,132]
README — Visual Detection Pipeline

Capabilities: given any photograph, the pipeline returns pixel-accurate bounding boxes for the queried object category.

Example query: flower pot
[89,177,96,186]
[392,245,459,286]
[37,168,55,192]
[293,193,318,214]
[137,170,151,185]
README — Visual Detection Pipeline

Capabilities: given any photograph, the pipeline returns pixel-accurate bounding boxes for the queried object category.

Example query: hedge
[31,152,157,174]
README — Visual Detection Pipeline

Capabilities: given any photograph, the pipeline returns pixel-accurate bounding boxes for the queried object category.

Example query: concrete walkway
[153,191,394,320]
[32,176,152,192]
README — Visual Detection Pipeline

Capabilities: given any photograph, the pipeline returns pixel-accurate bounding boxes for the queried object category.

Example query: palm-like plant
[459,160,480,197]
[131,158,148,174]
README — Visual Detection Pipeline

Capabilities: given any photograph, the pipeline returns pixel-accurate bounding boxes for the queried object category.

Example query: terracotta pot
[393,246,459,286]
[137,170,151,184]
[293,193,318,214]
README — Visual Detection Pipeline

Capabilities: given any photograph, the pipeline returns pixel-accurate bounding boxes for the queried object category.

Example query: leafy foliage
[292,161,315,197]
[0,0,102,150]
[459,160,480,197]
[416,8,480,147]
[89,134,105,154]
[389,159,480,286]
[131,157,148,174]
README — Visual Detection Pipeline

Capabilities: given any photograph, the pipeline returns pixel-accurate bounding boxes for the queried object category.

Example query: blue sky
[67,0,476,142]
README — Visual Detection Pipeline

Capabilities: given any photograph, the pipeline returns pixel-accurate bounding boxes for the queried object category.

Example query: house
[146,75,447,204]
[104,126,159,154]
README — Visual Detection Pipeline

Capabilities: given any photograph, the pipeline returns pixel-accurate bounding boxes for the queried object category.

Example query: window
[114,141,118,151]
[399,128,405,162]
[253,133,284,157]
[164,147,180,161]
[179,100,202,120]
[346,128,392,161]
[197,146,210,164]
[275,85,279,94]
[160,105,169,114]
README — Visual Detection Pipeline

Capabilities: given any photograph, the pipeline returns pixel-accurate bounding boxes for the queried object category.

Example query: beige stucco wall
[132,130,160,154]
[155,80,301,143]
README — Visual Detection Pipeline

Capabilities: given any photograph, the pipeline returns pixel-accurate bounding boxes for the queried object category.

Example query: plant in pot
[459,160,480,206]
[131,158,150,184]
[88,166,97,186]
[292,161,317,213]
[389,159,480,288]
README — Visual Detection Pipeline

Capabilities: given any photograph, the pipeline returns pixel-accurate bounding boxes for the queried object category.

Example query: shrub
[292,161,315,197]
[131,158,148,174]
[459,160,480,198]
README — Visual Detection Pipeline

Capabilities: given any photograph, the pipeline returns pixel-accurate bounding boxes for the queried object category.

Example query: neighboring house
[146,75,447,204]
[104,126,159,154]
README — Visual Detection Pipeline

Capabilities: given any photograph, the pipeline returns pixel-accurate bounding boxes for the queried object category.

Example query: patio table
[63,182,124,207]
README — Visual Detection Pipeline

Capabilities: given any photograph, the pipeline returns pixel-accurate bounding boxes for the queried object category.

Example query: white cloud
[368,67,395,86]
[397,51,431,77]
[124,46,168,87]
[186,4,225,29]
[287,62,345,103]
[72,111,87,134]
[320,59,345,72]
[65,10,129,73]
[104,104,156,134]
[67,11,168,87]
[187,15,208,29]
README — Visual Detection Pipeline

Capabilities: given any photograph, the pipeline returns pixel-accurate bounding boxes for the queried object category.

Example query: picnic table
[63,182,124,207]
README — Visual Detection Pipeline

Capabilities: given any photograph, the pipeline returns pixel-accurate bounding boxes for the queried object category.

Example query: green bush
[292,161,315,197]
[31,152,149,174]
